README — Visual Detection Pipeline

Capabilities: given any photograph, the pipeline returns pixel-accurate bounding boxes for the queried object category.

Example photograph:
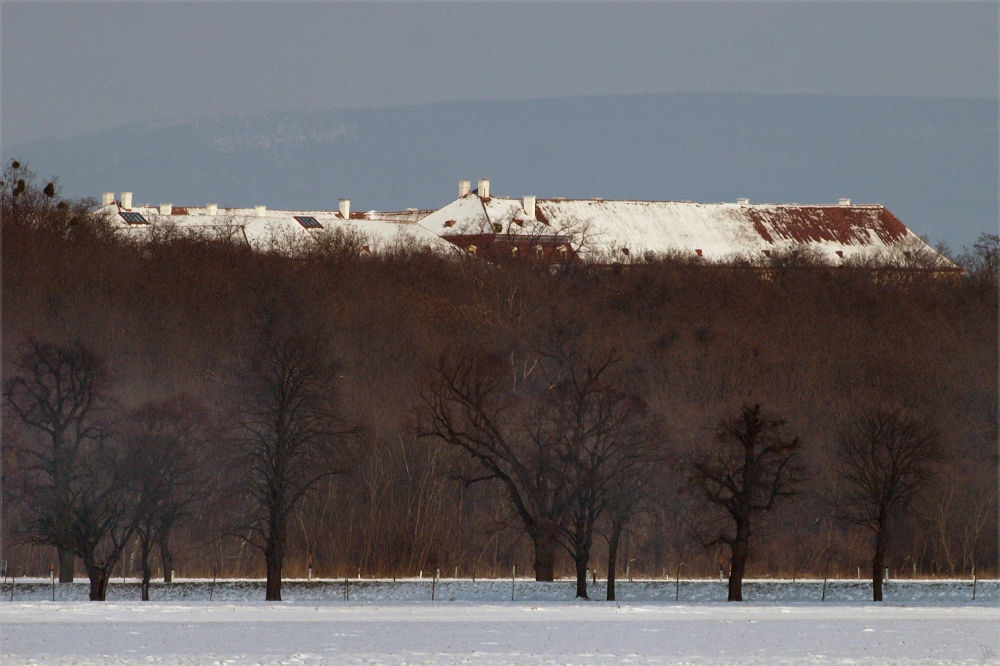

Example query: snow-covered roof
[417,194,951,266]
[94,189,952,268]
[97,201,455,255]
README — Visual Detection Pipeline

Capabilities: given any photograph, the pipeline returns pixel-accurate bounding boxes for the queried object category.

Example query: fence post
[674,563,681,602]
[511,564,515,601]
[972,571,978,601]
[50,564,55,602]
[432,569,438,601]
[821,557,830,602]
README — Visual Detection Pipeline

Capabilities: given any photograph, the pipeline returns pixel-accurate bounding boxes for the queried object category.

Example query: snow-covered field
[2,581,997,665]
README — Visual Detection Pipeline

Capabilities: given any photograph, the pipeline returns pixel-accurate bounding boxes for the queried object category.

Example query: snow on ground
[2,578,996,604]
[1,581,997,665]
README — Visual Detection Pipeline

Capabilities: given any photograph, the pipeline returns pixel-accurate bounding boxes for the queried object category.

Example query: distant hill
[4,93,996,247]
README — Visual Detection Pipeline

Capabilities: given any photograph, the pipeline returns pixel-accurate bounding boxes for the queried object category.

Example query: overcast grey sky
[2,2,997,147]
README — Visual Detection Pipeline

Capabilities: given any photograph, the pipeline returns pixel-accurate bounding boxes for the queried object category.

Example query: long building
[95,192,452,255]
[419,180,950,267]
[95,180,953,267]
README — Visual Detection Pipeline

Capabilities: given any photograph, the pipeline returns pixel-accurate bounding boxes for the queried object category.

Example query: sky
[2,2,997,148]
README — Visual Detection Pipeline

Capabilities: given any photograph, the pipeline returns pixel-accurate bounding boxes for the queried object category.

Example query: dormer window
[120,212,149,226]
[294,216,322,229]
[444,220,457,228]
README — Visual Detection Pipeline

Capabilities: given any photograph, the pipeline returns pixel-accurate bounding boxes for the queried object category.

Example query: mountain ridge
[5,92,996,246]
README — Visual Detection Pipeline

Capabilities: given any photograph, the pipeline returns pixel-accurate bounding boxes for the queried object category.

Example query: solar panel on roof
[294,216,322,229]
[120,212,149,225]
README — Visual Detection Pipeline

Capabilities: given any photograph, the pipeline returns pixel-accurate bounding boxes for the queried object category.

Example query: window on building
[119,212,149,226]
[294,216,322,229]
[535,245,544,259]
[511,247,519,258]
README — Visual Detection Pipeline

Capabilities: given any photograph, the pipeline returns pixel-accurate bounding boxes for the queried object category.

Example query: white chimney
[838,198,851,206]
[101,192,114,206]
[523,196,536,218]
[206,204,218,216]
[478,179,490,198]
[737,198,750,205]
[255,205,266,216]
[159,204,172,216]
[120,192,132,209]
[339,199,351,219]
[459,180,471,197]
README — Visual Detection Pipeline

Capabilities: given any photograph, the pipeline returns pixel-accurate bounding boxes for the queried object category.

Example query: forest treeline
[2,163,997,601]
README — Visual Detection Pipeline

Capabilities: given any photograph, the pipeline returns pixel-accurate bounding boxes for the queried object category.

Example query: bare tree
[57,433,137,601]
[3,339,109,583]
[421,351,572,581]
[232,297,354,601]
[125,395,210,600]
[3,340,141,600]
[687,404,806,601]
[603,454,658,601]
[551,351,660,599]
[836,409,941,601]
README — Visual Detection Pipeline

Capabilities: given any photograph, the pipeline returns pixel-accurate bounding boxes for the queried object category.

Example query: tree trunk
[139,536,152,602]
[872,529,886,602]
[58,548,75,583]
[265,511,286,601]
[265,544,283,601]
[85,562,110,601]
[575,552,589,599]
[606,521,622,602]
[728,522,750,602]
[532,528,558,582]
[160,527,174,583]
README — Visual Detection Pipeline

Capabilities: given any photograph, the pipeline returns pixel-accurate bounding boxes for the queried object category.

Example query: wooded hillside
[3,163,996,600]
